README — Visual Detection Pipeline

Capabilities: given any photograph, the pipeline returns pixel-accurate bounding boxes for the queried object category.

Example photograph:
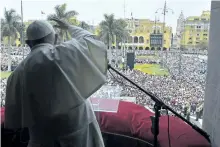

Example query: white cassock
[5,25,107,147]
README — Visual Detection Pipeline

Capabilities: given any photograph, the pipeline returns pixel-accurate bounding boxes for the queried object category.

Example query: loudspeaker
[126,53,135,70]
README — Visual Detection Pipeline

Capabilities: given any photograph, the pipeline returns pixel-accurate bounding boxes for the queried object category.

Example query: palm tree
[99,14,128,49]
[99,14,128,64]
[1,8,21,71]
[47,3,78,41]
[114,19,129,48]
[99,14,116,49]
[79,21,90,30]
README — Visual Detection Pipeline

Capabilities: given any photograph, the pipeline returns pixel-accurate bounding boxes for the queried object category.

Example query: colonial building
[173,11,185,49]
[121,18,172,50]
[181,11,210,49]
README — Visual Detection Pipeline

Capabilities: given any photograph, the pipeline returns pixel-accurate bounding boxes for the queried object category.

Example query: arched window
[145,47,150,50]
[151,47,155,50]
[163,47,167,51]
[139,47,143,50]
[157,47,161,50]
[139,36,144,43]
[128,46,132,50]
[134,36,138,43]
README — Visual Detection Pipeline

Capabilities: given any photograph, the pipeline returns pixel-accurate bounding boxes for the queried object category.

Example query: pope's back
[5,19,107,147]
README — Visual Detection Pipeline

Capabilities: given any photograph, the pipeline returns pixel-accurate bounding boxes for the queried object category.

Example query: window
[189,37,192,40]
[196,37,200,40]
[203,34,208,36]
[164,40,166,44]
[164,31,166,33]
[197,34,200,36]
[196,42,200,44]
[196,26,201,29]
[139,36,144,43]
[188,42,192,44]
[134,36,138,43]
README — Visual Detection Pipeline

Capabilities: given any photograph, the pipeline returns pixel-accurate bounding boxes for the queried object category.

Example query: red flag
[41,11,45,15]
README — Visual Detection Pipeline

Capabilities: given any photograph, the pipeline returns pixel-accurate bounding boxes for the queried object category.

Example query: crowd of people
[1,46,30,71]
[1,47,206,121]
[105,50,206,119]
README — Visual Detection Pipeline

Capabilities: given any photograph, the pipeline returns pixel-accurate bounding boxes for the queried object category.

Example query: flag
[41,11,45,15]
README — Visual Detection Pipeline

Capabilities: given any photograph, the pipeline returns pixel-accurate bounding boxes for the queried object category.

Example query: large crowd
[1,47,206,121]
[1,46,30,71]
[105,50,206,118]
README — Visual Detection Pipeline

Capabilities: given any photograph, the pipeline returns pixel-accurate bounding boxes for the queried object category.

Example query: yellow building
[121,18,172,50]
[181,11,210,49]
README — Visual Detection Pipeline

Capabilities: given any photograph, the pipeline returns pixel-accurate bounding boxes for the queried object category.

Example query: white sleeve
[68,26,94,40]
[67,25,108,77]
[54,26,108,99]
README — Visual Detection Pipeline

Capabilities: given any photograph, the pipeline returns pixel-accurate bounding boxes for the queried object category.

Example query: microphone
[107,63,211,144]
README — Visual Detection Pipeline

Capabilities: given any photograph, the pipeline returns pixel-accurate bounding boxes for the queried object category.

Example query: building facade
[121,18,172,50]
[173,11,185,49]
[181,11,210,49]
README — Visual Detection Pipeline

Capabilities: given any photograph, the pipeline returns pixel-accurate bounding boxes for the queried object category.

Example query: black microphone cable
[107,67,138,90]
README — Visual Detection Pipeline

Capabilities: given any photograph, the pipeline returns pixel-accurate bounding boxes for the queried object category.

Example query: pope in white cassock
[4,18,107,147]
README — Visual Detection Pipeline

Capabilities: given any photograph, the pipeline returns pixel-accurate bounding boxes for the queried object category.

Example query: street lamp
[155,1,174,51]
[155,1,174,67]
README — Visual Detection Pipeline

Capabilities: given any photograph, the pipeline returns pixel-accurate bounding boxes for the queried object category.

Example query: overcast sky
[0,0,211,33]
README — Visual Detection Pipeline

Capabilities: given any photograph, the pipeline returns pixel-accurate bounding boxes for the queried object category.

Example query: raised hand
[51,18,69,30]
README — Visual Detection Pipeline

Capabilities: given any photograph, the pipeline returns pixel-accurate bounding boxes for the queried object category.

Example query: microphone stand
[107,65,210,147]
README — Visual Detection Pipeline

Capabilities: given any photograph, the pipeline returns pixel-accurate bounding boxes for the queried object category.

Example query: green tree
[79,21,90,30]
[47,3,78,41]
[1,8,21,71]
[114,19,129,48]
[99,14,116,49]
[99,14,128,49]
